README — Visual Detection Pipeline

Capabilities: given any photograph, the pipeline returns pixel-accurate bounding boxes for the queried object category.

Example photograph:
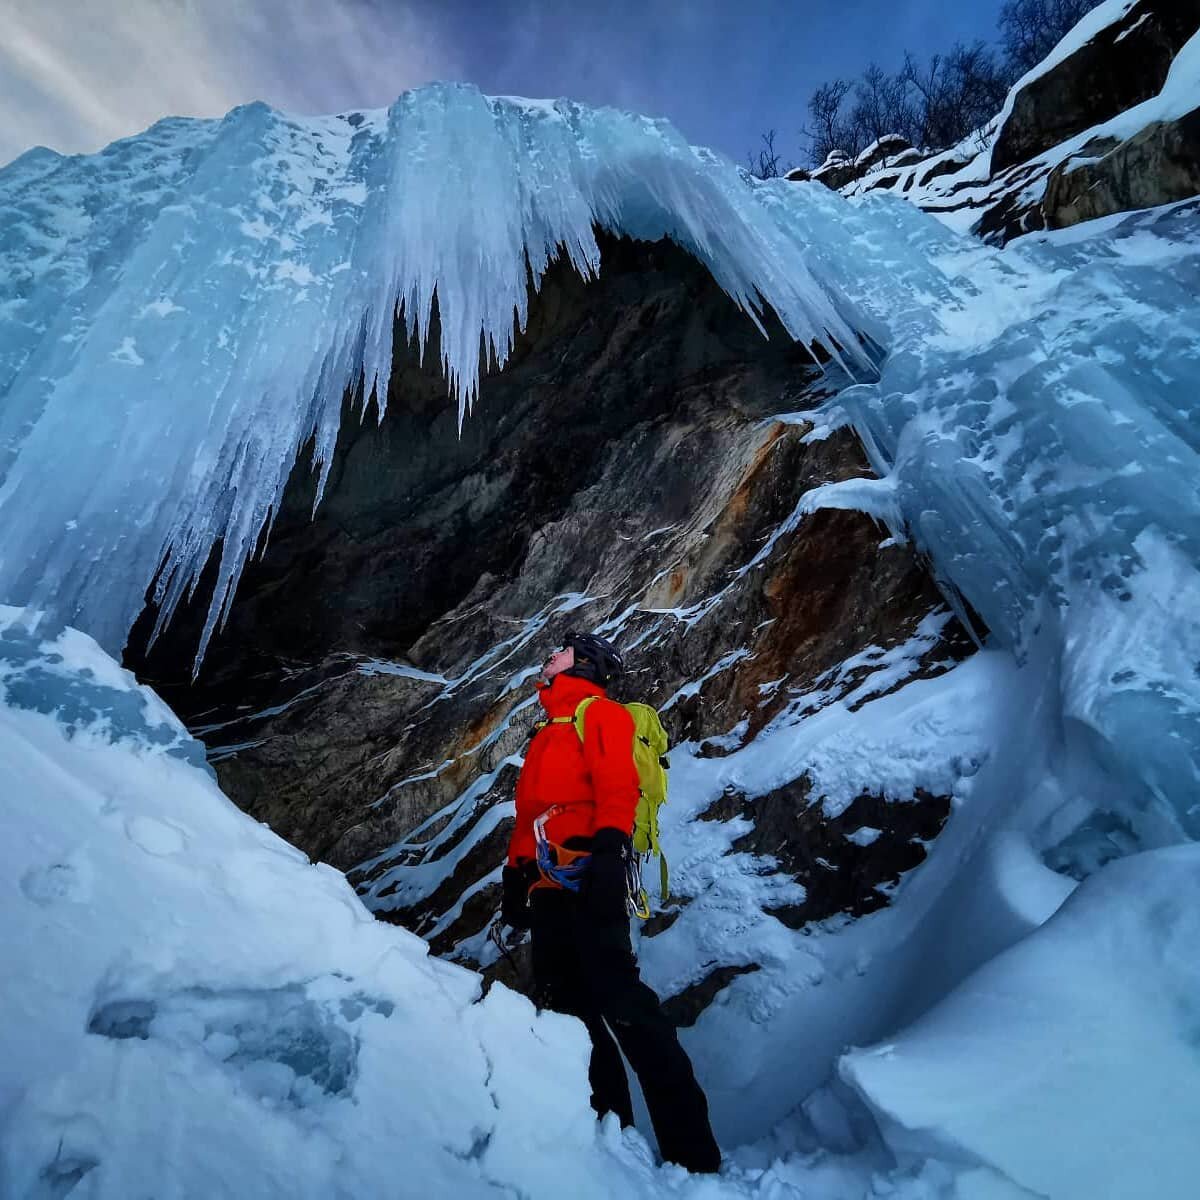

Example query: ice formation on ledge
[749,176,1200,850]
[0,86,864,661]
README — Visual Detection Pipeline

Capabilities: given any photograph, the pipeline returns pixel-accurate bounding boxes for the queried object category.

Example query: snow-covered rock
[991,0,1197,172]
[838,0,1200,242]
[812,149,859,189]
[854,134,912,173]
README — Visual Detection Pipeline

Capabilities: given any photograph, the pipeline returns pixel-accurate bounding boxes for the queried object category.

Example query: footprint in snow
[124,815,188,856]
[20,860,91,906]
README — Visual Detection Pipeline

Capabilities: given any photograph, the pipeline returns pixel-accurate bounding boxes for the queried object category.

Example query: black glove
[582,827,631,922]
[501,865,532,930]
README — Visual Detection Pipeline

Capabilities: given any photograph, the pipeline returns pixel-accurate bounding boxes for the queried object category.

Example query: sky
[1,0,1009,169]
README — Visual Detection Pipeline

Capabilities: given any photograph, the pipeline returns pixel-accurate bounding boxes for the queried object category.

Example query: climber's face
[542,644,575,681]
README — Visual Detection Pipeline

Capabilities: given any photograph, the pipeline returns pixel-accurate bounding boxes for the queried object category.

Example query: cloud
[0,0,462,165]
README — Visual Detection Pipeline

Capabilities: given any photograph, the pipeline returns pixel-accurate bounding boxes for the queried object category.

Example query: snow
[638,648,1024,1142]
[0,610,695,1198]
[1114,11,1152,43]
[842,844,1200,1200]
[846,826,882,846]
[854,135,910,168]
[7,609,1149,1200]
[844,7,1200,236]
[1000,24,1200,196]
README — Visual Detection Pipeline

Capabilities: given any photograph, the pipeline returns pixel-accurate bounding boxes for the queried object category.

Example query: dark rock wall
[991,0,1200,173]
[1043,108,1200,227]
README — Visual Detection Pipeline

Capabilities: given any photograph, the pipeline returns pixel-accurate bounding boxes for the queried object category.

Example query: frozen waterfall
[0,85,865,662]
[3,69,1200,1198]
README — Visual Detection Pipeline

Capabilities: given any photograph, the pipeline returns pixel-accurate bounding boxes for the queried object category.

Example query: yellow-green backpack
[549,696,671,906]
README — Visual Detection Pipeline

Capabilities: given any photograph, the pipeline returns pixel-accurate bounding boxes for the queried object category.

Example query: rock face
[991,0,1200,173]
[1043,108,1200,227]
[810,137,915,193]
[828,0,1200,245]
[699,780,952,929]
[812,151,859,191]
[131,228,972,1014]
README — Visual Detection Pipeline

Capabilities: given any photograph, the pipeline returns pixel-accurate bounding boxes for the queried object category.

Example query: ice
[0,605,206,768]
[0,87,864,663]
[87,985,365,1103]
[749,181,1200,853]
[841,844,1200,1200]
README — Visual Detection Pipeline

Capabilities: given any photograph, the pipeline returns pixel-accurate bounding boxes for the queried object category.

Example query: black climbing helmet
[563,631,624,687]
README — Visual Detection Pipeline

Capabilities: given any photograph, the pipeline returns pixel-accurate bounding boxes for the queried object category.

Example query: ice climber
[500,632,722,1174]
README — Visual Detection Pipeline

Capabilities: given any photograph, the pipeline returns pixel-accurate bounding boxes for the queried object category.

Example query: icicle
[0,84,864,664]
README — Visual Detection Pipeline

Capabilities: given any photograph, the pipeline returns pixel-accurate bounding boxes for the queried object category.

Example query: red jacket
[507,673,640,865]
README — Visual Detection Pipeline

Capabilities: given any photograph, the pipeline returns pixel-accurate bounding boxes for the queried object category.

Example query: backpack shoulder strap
[570,695,599,742]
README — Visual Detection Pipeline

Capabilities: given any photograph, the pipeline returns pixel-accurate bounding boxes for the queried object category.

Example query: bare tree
[902,51,950,148]
[944,42,1009,141]
[803,79,854,164]
[895,42,1009,151]
[746,129,787,179]
[850,63,919,150]
[998,0,1101,77]
[787,0,1098,171]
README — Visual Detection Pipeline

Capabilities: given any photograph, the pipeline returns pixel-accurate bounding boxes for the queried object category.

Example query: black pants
[529,888,721,1173]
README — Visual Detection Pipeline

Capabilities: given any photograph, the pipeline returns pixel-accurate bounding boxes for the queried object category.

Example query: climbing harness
[531,805,651,918]
[533,806,591,892]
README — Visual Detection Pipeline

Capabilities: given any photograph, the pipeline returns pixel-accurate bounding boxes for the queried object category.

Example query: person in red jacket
[500,631,721,1175]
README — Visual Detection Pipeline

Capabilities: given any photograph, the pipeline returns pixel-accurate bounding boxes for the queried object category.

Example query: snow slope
[0,607,668,1199]
[7,611,1197,1199]
[842,843,1200,1200]
[0,612,1049,1200]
